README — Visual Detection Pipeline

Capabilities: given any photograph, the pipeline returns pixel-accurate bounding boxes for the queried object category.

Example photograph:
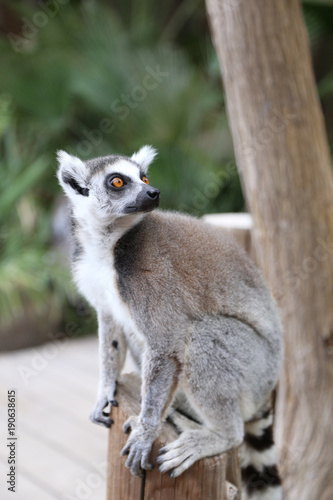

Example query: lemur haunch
[57,146,283,500]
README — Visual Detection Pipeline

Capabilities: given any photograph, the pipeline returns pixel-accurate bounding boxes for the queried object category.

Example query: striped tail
[241,400,282,500]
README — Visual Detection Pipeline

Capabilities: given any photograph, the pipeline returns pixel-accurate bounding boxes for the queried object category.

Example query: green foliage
[0,97,68,325]
[0,0,332,332]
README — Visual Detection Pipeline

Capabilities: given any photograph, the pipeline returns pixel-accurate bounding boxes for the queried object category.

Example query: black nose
[147,188,160,199]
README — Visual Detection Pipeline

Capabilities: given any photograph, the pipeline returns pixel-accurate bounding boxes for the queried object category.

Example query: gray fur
[57,147,283,498]
[90,315,127,428]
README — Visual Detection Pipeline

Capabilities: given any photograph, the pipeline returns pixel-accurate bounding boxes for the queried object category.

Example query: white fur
[241,444,277,471]
[105,158,141,180]
[245,414,273,436]
[240,395,258,422]
[73,224,146,361]
[242,486,282,500]
[131,145,157,173]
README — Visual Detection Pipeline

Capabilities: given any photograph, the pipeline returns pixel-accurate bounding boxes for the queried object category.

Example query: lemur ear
[131,145,157,174]
[56,151,89,198]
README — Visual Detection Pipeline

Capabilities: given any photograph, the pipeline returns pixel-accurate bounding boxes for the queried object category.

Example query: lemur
[57,146,283,500]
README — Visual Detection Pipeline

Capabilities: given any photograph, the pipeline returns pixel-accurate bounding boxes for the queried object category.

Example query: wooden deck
[0,335,135,500]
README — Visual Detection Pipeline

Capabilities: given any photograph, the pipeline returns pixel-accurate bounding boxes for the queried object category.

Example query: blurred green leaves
[0,113,65,324]
[0,154,48,217]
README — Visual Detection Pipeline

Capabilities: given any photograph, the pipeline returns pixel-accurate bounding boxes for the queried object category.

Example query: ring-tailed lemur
[57,146,283,500]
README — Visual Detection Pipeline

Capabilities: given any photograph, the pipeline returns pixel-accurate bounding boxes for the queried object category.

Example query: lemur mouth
[124,198,160,214]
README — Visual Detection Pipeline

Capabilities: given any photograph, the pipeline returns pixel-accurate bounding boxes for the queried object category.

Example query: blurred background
[0,0,332,350]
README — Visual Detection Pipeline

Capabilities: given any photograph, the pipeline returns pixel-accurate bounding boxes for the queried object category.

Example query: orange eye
[142,176,149,185]
[111,177,124,188]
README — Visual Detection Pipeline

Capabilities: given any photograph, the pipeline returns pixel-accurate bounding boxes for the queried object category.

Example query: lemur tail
[240,398,282,500]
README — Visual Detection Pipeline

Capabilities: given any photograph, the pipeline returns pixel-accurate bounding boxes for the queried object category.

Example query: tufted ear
[131,145,157,174]
[56,150,89,199]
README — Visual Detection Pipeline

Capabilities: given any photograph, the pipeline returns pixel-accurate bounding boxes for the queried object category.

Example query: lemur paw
[157,435,198,477]
[89,397,118,428]
[120,417,155,476]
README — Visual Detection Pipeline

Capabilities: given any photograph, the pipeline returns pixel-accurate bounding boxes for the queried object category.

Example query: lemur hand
[120,416,155,476]
[90,388,118,428]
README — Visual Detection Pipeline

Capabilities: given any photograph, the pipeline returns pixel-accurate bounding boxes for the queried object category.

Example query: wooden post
[107,374,241,500]
[205,1,333,499]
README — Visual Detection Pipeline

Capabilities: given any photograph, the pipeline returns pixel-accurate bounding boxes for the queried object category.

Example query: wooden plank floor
[0,335,135,500]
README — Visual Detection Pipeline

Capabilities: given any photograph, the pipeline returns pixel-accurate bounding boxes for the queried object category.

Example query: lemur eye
[111,177,124,188]
[142,176,149,185]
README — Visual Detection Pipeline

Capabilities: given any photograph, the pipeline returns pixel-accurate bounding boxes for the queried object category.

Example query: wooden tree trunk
[205,1,333,499]
[107,374,241,500]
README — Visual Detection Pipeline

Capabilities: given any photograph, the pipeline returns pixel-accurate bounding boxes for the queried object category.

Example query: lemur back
[57,147,283,500]
[114,211,281,350]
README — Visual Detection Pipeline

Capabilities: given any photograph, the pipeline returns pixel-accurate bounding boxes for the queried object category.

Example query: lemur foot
[157,432,202,477]
[89,397,118,428]
[120,416,155,476]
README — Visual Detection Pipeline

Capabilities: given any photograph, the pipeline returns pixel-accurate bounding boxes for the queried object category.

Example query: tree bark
[205,1,333,499]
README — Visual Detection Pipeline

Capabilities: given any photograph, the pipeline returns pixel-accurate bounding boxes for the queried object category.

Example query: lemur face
[57,146,160,221]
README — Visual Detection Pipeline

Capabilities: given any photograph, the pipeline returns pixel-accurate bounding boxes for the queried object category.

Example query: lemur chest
[73,249,145,349]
